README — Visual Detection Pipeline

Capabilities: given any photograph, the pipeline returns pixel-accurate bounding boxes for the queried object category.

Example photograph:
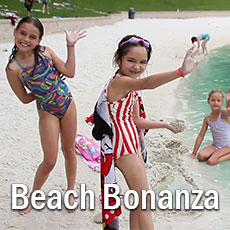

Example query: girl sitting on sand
[5,16,85,215]
[191,89,230,165]
[91,35,198,229]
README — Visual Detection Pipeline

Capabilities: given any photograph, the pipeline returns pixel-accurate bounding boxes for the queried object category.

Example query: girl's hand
[64,26,86,47]
[165,122,181,134]
[190,154,196,159]
[181,46,200,75]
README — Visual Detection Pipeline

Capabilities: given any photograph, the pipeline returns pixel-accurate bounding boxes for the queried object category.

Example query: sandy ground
[0,11,230,230]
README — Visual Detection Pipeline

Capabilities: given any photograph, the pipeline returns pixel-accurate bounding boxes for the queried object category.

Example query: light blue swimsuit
[208,114,230,149]
[201,33,210,41]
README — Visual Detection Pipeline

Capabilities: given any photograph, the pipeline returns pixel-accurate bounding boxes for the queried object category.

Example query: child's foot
[67,193,78,213]
[18,203,32,215]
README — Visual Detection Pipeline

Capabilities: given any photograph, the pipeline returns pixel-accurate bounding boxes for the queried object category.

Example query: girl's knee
[207,159,217,165]
[197,153,206,161]
[62,146,75,159]
[43,159,56,172]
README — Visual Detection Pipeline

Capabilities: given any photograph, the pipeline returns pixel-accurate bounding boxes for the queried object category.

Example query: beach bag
[75,133,100,172]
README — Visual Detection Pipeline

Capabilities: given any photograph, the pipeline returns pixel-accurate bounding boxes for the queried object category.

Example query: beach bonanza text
[11,184,219,210]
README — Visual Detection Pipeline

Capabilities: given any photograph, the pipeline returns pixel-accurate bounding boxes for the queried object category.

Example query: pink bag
[75,134,100,172]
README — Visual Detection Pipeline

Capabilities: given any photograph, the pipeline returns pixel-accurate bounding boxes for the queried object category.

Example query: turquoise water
[175,45,230,228]
[176,45,230,188]
[177,44,230,135]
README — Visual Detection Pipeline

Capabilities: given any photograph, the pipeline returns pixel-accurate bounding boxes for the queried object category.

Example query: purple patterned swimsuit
[15,54,72,119]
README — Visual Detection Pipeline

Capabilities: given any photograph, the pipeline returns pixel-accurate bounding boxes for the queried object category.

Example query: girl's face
[208,92,224,111]
[14,22,41,52]
[117,46,148,78]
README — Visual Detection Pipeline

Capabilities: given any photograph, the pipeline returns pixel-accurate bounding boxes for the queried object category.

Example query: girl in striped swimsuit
[103,35,198,229]
[6,16,86,215]
[191,89,230,165]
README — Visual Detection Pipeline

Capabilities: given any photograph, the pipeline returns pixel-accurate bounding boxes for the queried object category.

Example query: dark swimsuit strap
[14,57,24,70]
[14,51,49,70]
[13,46,48,69]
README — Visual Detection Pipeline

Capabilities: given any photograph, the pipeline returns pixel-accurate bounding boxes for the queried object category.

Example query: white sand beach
[0,12,230,229]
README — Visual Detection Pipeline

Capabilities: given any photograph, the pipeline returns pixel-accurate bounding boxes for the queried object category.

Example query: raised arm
[190,116,208,158]
[222,108,230,125]
[225,89,230,108]
[49,26,86,78]
[222,89,230,123]
[112,46,199,92]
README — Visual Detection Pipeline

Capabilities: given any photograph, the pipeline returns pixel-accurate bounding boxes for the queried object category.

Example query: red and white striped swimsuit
[107,87,140,161]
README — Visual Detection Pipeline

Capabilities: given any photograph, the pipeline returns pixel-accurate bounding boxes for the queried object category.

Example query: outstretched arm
[191,116,208,158]
[132,103,180,134]
[49,26,86,78]
[192,36,201,56]
[112,46,199,91]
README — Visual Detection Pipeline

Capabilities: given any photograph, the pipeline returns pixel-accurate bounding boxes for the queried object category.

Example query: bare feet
[18,192,36,215]
[67,193,78,213]
[18,192,78,214]
[18,202,32,215]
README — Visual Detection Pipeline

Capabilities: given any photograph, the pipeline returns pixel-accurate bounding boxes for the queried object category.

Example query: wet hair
[7,16,44,72]
[114,35,152,66]
[207,89,224,101]
[191,36,197,44]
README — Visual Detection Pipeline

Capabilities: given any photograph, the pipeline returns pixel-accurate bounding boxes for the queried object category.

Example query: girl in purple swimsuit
[191,89,230,165]
[5,16,86,215]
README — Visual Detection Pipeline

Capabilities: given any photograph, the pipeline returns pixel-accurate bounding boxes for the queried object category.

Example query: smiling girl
[5,16,86,215]
[92,35,198,229]
[191,89,230,165]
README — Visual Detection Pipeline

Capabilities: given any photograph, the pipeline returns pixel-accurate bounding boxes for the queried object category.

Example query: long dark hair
[114,35,152,65]
[8,16,44,72]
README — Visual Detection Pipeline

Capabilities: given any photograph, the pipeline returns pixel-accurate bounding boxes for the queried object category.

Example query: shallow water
[176,45,230,186]
[175,45,230,228]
